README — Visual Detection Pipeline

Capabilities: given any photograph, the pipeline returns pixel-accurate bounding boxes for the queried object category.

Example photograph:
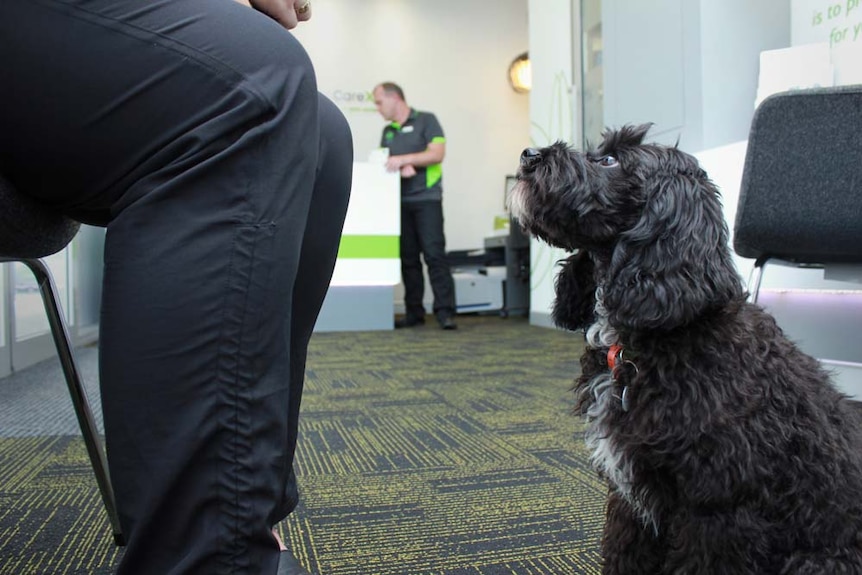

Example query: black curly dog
[509,124,862,574]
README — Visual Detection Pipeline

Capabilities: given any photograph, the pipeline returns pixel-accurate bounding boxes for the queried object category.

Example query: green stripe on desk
[337,235,400,258]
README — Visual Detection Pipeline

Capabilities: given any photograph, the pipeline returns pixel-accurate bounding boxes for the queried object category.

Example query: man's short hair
[378,82,405,101]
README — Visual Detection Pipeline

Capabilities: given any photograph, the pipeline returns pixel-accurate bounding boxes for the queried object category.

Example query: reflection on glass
[13,250,71,341]
[581,0,604,147]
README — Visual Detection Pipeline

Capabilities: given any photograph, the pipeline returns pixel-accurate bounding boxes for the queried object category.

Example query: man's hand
[385,155,404,173]
[245,0,312,30]
[384,143,444,174]
[386,155,416,177]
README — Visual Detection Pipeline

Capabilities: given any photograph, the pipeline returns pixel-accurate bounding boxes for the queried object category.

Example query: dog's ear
[552,250,596,331]
[599,123,653,152]
[602,169,743,332]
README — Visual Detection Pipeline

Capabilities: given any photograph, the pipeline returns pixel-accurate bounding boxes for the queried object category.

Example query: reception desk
[314,161,400,331]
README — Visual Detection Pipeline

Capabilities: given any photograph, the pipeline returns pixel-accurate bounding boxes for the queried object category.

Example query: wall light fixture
[508,52,531,93]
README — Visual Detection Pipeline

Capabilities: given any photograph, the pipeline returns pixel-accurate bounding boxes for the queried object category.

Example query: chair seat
[0,173,80,258]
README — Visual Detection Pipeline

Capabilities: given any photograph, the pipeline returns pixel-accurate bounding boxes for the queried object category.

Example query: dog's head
[510,124,743,332]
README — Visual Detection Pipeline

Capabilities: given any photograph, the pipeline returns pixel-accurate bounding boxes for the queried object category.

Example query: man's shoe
[395,315,425,328]
[278,549,312,575]
[437,314,457,330]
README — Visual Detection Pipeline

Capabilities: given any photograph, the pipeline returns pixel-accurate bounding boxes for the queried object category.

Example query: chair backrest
[0,173,80,259]
[733,85,862,264]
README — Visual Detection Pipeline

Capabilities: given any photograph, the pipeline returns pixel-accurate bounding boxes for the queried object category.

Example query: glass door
[0,266,10,377]
[0,226,104,379]
[8,250,73,371]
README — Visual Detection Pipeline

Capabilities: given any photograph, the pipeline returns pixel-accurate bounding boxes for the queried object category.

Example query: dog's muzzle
[520,147,542,168]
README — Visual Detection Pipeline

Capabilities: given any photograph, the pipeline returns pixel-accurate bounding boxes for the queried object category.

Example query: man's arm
[385,142,445,172]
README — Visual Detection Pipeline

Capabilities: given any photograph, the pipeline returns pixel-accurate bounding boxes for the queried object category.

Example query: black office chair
[733,85,862,303]
[0,173,124,546]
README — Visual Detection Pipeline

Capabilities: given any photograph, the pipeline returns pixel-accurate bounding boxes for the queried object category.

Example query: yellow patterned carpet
[0,315,605,574]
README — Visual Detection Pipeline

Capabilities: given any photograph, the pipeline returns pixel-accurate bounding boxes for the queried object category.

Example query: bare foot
[272,528,287,551]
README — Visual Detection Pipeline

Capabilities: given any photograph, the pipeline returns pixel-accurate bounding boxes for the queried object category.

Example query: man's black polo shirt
[380,108,446,203]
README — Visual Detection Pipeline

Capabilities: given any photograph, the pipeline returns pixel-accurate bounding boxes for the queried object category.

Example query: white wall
[700,1,791,148]
[525,0,576,326]
[599,0,790,151]
[292,0,530,252]
[601,0,696,146]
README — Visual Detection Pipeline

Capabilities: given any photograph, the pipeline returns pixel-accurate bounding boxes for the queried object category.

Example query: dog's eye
[598,155,618,167]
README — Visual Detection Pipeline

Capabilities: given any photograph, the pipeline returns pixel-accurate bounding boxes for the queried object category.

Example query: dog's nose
[520,148,541,166]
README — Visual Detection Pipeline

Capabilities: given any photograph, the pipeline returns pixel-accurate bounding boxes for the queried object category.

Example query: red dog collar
[607,344,623,370]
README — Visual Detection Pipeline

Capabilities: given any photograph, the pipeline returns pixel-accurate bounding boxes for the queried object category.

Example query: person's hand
[385,155,405,173]
[247,0,312,30]
[400,165,417,178]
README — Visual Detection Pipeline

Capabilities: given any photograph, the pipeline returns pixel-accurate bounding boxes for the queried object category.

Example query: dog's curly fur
[510,124,862,574]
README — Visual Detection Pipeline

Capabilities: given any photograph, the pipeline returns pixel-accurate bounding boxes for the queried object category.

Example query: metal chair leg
[21,258,125,546]
[748,256,767,304]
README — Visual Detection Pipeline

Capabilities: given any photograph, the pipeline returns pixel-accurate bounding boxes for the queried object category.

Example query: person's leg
[2,1,325,573]
[272,94,352,575]
[399,202,427,322]
[280,93,352,520]
[414,201,457,326]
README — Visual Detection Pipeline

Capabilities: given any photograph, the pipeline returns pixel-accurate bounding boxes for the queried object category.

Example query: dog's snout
[520,148,542,166]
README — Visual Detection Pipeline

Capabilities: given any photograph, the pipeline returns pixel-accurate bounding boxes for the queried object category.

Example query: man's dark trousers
[0,1,352,572]
[400,200,456,320]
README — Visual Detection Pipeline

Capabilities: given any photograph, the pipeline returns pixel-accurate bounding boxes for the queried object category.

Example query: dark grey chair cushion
[733,85,862,264]
[0,173,80,259]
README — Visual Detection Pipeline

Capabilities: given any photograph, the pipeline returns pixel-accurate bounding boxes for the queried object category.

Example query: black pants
[400,200,456,319]
[0,1,352,573]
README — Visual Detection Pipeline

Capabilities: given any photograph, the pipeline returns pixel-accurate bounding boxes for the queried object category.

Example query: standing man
[373,82,457,330]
